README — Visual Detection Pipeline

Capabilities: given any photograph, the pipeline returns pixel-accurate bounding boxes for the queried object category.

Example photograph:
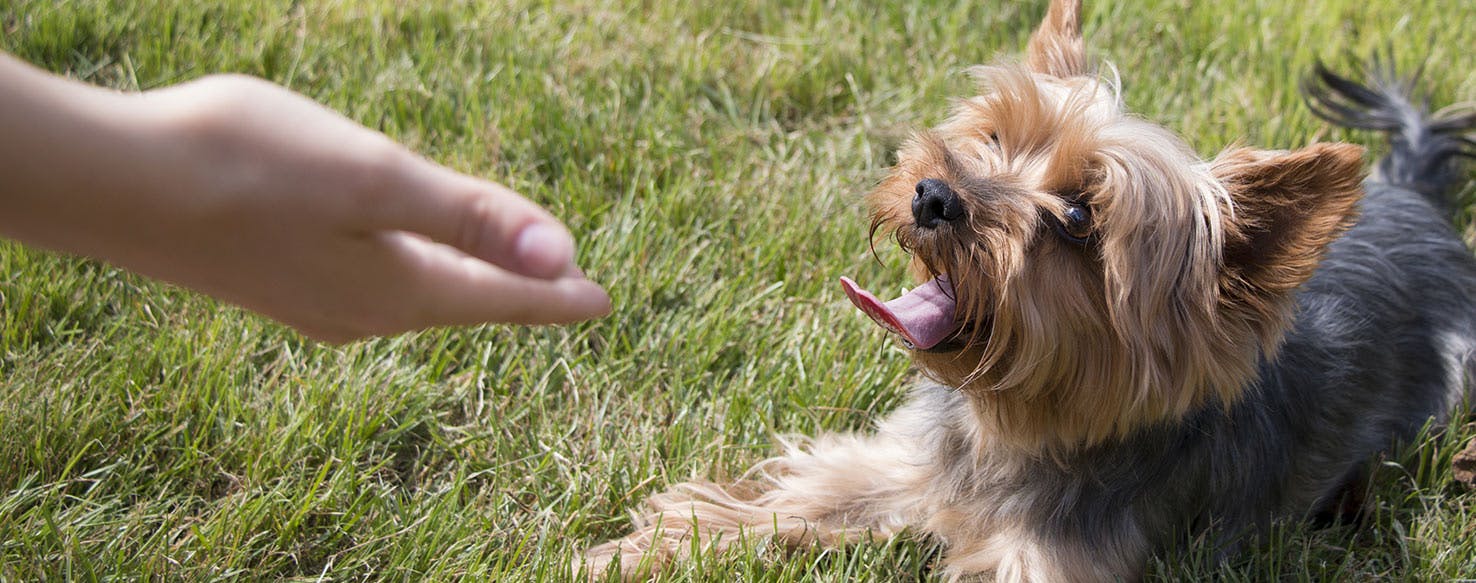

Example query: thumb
[365,157,578,279]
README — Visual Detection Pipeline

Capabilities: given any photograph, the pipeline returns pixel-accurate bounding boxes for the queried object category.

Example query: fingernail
[514,223,575,279]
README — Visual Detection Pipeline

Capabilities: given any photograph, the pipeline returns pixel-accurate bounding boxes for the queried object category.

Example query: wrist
[0,56,185,260]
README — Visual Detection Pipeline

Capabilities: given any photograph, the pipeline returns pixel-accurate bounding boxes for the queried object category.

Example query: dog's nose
[912,179,964,228]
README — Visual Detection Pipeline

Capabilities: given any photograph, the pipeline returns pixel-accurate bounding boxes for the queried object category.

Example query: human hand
[0,58,610,342]
[133,75,612,342]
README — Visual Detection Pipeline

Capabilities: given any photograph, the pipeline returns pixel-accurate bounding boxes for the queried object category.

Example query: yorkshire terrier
[586,1,1476,580]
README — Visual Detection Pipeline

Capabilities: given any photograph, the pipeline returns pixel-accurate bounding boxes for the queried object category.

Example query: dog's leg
[583,422,929,579]
[942,525,1150,583]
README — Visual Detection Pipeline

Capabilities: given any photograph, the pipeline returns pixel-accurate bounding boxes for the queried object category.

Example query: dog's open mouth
[840,275,967,351]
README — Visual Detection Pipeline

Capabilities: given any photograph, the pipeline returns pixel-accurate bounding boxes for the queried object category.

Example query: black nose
[912,179,964,228]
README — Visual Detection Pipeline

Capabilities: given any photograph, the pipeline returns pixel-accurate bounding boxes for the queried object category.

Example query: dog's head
[845,0,1365,451]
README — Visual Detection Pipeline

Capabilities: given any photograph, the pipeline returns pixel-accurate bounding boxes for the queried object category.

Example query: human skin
[0,54,611,342]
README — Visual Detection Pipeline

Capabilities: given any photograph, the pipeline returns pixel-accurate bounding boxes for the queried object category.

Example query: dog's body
[587,2,1476,580]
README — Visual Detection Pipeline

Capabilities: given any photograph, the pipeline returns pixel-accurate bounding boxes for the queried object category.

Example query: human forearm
[0,54,182,259]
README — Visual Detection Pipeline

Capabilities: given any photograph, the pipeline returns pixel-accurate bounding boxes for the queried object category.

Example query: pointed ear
[1026,0,1092,77]
[1213,143,1366,310]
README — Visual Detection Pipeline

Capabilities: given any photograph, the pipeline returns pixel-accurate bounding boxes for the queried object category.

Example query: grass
[2,0,1475,580]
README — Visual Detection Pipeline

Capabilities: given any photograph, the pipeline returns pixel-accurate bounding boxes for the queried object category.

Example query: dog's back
[1297,56,1476,418]
[1256,57,1476,519]
[1074,57,1476,555]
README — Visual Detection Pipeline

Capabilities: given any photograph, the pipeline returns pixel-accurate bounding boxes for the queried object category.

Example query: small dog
[586,1,1476,580]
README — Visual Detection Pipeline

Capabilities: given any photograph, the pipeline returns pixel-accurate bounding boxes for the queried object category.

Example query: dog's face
[845,0,1367,451]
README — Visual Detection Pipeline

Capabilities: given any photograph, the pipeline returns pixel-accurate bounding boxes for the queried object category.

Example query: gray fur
[915,57,1476,561]
[1304,55,1476,210]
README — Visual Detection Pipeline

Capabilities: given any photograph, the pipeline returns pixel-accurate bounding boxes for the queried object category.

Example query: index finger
[380,233,611,328]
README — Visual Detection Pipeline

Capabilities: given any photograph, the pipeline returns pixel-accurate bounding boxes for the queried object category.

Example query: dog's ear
[1212,143,1365,311]
[1027,0,1092,77]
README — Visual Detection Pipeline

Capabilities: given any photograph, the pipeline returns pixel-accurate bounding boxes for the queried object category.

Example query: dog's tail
[1303,53,1476,212]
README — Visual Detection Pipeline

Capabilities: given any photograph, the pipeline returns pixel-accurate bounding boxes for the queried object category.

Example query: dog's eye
[1052,201,1093,244]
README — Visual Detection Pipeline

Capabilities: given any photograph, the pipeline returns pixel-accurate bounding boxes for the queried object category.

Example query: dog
[585,1,1476,579]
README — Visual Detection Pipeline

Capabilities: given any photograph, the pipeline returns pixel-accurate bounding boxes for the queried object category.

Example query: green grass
[3,0,1476,580]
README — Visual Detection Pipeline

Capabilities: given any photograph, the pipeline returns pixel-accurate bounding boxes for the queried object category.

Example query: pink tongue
[840,276,959,349]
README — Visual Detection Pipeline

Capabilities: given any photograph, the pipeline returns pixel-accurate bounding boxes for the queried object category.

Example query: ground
[2,0,1475,580]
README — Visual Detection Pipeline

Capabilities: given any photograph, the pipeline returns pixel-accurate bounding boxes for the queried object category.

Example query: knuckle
[455,192,500,256]
[180,75,269,126]
[345,141,417,210]
[205,73,268,95]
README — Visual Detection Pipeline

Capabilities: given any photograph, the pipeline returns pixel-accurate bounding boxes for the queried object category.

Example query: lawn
[2,0,1475,580]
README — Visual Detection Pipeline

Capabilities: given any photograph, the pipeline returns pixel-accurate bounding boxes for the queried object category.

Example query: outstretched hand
[0,56,610,342]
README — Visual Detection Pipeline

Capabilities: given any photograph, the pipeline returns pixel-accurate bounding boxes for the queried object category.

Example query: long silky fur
[584,1,1476,580]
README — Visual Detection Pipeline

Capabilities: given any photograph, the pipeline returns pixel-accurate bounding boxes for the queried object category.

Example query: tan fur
[1027,0,1092,78]
[584,412,928,579]
[1213,144,1366,324]
[879,68,1364,453]
[585,0,1366,579]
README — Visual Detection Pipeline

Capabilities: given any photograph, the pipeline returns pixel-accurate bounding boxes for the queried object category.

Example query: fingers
[394,235,612,328]
[366,156,579,280]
